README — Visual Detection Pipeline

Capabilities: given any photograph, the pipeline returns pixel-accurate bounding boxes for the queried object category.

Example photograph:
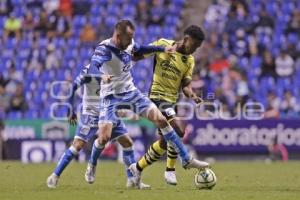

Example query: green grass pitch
[0,161,300,200]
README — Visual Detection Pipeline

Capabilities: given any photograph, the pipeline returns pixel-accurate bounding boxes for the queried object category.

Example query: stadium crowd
[0,0,299,120]
[195,0,300,118]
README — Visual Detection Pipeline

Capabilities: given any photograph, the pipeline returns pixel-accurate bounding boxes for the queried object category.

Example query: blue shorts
[75,114,128,142]
[98,89,155,125]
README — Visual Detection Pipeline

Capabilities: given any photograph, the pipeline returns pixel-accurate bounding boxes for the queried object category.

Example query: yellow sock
[166,144,177,170]
[137,140,166,171]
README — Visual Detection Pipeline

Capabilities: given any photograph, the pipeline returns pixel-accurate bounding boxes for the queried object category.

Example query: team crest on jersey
[181,56,187,63]
[121,53,131,64]
[80,126,90,135]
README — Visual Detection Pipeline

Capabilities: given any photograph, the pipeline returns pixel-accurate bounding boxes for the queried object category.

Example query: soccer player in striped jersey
[46,64,150,189]
[83,20,209,188]
[132,25,206,185]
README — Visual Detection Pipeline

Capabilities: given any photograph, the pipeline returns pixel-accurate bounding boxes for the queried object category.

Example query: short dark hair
[115,19,135,33]
[183,25,205,41]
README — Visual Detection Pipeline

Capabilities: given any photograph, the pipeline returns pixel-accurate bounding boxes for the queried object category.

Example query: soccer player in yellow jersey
[133,25,205,185]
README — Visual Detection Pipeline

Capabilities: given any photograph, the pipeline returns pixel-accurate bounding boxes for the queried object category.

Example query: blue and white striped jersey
[91,38,139,97]
[70,38,165,115]
[72,64,102,115]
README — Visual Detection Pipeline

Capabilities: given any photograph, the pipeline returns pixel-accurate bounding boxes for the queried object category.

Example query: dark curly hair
[183,25,205,42]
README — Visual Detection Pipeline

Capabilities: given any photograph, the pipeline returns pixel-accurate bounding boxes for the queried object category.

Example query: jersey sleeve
[183,56,195,81]
[68,67,90,106]
[140,38,168,58]
[90,45,112,71]
[133,42,165,57]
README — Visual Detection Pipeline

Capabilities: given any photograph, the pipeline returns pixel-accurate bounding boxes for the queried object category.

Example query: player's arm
[68,45,112,125]
[132,42,175,61]
[67,68,90,126]
[181,58,203,104]
[182,78,203,104]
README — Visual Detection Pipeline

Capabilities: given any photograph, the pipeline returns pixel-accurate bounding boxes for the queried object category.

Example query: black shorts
[151,99,177,121]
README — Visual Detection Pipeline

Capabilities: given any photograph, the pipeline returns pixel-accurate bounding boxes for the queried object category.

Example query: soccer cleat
[126,178,151,189]
[164,171,177,185]
[85,163,96,184]
[183,157,209,169]
[128,163,141,188]
[47,173,59,188]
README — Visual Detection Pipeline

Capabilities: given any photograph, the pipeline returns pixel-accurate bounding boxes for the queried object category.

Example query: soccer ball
[194,168,217,189]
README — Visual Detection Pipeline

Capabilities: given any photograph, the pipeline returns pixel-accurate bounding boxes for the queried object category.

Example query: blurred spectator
[9,83,28,113]
[248,33,258,56]
[204,0,229,34]
[148,0,165,26]
[59,0,73,17]
[80,23,96,45]
[0,0,13,16]
[209,51,230,74]
[0,74,9,88]
[43,0,59,15]
[275,50,294,77]
[286,43,299,61]
[26,0,43,9]
[34,10,52,38]
[267,136,288,162]
[286,10,300,36]
[260,50,276,79]
[235,72,249,107]
[280,91,299,118]
[4,63,22,95]
[233,28,249,57]
[3,12,21,41]
[6,63,22,82]
[73,0,91,16]
[255,8,274,35]
[224,10,244,35]
[264,91,280,118]
[219,33,231,55]
[0,86,10,114]
[49,10,71,38]
[135,0,150,26]
[22,11,35,33]
[45,43,60,70]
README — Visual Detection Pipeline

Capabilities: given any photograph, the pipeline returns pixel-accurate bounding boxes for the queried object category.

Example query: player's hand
[68,112,77,126]
[101,74,114,83]
[164,44,177,54]
[192,95,204,105]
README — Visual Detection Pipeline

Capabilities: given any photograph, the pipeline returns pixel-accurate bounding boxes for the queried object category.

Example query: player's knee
[72,139,85,151]
[99,135,110,145]
[119,136,133,148]
[159,137,167,150]
[154,115,168,128]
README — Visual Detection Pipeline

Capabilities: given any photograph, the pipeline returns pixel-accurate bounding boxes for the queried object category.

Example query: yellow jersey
[148,38,195,103]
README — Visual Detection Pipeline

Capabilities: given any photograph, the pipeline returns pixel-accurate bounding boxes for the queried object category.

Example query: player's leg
[47,138,85,188]
[47,114,96,188]
[85,122,113,183]
[112,120,150,189]
[164,118,185,185]
[128,90,209,186]
[145,107,209,168]
[136,136,166,173]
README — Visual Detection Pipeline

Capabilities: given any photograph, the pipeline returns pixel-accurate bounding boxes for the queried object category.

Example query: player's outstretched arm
[182,78,203,105]
[132,43,173,61]
[67,70,89,126]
